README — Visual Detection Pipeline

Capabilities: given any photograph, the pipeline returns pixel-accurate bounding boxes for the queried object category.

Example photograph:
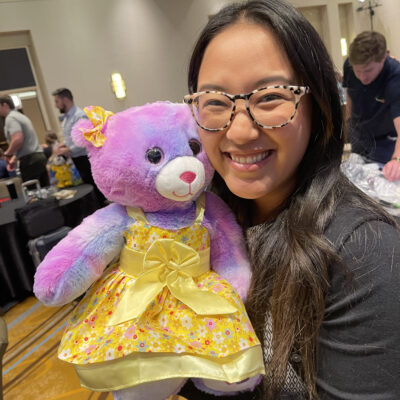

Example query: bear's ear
[71,106,114,150]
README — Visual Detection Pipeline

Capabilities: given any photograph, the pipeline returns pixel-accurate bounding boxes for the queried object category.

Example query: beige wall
[0,0,399,126]
[353,0,400,58]
[290,0,400,71]
[0,0,235,118]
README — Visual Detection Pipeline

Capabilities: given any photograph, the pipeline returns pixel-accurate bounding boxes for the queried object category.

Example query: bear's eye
[189,139,201,156]
[146,147,163,164]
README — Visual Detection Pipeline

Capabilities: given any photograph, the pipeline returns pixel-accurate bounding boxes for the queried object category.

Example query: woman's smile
[224,149,273,172]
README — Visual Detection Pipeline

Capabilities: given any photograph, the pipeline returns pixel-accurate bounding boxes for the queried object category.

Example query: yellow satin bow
[107,239,237,325]
[80,106,114,147]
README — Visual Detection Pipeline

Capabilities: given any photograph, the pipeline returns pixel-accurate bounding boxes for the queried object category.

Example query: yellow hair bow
[80,106,114,147]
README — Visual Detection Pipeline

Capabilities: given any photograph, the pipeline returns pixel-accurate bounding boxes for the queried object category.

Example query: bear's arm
[202,192,251,300]
[33,203,133,306]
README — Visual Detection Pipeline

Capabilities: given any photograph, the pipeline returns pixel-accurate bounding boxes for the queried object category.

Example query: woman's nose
[226,103,259,143]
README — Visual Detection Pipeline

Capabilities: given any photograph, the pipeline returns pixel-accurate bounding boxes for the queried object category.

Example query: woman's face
[197,22,312,220]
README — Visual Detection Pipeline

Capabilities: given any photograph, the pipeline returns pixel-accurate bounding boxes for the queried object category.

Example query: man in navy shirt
[343,31,400,181]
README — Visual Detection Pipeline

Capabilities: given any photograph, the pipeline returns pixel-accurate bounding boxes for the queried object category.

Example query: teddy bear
[33,102,264,400]
[50,155,73,188]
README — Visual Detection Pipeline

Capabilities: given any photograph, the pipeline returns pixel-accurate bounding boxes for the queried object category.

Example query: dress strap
[126,206,147,223]
[194,193,206,224]
[127,195,205,225]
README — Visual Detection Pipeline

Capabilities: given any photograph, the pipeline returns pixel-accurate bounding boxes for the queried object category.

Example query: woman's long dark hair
[188,0,394,398]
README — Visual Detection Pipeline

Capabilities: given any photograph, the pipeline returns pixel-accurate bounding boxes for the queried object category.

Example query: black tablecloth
[58,184,100,227]
[0,184,101,308]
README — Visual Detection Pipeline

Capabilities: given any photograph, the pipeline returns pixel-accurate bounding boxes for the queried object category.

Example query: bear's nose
[180,171,196,184]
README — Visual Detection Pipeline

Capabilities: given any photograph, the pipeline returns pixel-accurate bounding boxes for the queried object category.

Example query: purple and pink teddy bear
[34,102,264,400]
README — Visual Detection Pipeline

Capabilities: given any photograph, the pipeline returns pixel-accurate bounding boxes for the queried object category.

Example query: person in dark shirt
[343,31,400,181]
[0,148,15,179]
[42,131,58,160]
[0,158,8,179]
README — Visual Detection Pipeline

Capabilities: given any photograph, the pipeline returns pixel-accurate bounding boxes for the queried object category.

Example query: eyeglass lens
[192,87,298,130]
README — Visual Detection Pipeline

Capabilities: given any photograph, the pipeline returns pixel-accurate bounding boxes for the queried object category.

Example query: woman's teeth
[230,151,270,164]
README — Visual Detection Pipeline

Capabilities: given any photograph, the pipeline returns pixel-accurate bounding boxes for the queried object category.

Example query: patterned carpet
[2,297,187,400]
[2,297,113,400]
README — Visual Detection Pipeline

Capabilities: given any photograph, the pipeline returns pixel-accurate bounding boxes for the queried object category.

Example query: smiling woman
[179,0,400,399]
[194,22,312,219]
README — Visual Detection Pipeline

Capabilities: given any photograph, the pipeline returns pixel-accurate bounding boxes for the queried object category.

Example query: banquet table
[0,184,101,309]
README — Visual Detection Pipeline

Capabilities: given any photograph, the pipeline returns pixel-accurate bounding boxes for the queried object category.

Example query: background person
[52,88,105,204]
[343,31,400,181]
[179,0,400,399]
[0,148,16,179]
[41,131,59,160]
[0,95,49,187]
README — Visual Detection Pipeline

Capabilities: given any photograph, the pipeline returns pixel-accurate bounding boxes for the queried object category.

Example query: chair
[0,316,8,400]
[0,176,23,199]
[21,179,41,193]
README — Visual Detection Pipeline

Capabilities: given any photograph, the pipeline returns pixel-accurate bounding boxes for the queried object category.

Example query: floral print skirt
[57,264,264,390]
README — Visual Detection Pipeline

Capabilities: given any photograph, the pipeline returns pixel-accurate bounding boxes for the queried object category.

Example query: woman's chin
[226,180,272,201]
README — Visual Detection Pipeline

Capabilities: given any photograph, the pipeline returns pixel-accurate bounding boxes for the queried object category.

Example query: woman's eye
[145,147,163,164]
[259,94,282,102]
[199,98,231,110]
[189,139,201,155]
[204,99,227,107]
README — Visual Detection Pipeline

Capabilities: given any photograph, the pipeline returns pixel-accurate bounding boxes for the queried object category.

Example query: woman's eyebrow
[197,76,293,92]
[253,76,293,87]
[197,84,227,92]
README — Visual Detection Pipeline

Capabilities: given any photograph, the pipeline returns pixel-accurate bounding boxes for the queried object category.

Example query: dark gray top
[317,203,400,399]
[179,201,400,399]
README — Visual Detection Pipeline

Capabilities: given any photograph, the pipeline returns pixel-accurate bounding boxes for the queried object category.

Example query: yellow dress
[58,195,264,391]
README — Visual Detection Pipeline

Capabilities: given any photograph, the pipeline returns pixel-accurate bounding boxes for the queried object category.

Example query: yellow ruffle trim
[73,346,265,391]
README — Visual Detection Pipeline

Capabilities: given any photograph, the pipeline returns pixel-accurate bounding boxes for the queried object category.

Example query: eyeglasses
[183,85,310,132]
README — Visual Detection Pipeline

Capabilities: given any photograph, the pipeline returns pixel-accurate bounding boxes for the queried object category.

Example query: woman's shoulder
[324,197,400,296]
[324,198,398,251]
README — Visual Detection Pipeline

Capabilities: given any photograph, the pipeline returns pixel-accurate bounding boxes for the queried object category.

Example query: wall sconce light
[340,38,348,57]
[111,72,126,100]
